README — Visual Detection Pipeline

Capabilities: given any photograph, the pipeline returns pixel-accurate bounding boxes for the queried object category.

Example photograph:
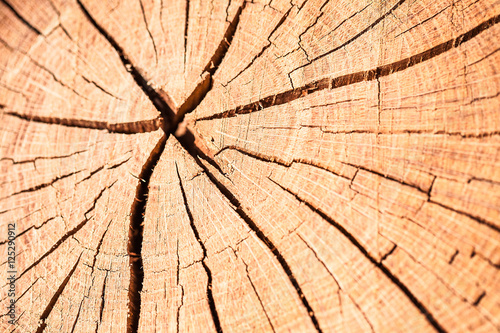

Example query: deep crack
[198,12,500,121]
[74,2,247,332]
[9,1,494,332]
[177,147,323,332]
[127,134,167,333]
[6,111,163,134]
[77,0,176,126]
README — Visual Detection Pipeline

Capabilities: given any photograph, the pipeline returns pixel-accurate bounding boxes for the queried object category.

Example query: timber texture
[1,0,499,332]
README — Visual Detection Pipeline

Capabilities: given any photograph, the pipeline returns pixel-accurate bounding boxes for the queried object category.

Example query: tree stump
[1,0,499,332]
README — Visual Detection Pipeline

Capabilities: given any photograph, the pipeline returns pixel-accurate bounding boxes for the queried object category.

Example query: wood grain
[1,0,499,332]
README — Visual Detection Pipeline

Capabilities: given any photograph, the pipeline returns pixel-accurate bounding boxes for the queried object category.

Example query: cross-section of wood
[1,0,499,332]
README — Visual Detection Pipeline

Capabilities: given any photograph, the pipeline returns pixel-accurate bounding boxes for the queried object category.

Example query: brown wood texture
[1,0,499,332]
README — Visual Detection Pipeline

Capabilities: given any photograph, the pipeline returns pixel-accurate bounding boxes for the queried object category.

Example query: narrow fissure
[0,216,57,246]
[296,234,376,333]
[429,198,500,234]
[97,271,109,332]
[177,143,323,332]
[291,0,408,74]
[0,149,88,166]
[239,253,276,332]
[127,133,167,333]
[69,276,96,333]
[268,177,446,333]
[0,0,42,35]
[81,76,125,100]
[175,163,223,333]
[2,169,84,200]
[16,184,112,282]
[35,254,82,333]
[224,4,293,87]
[473,291,486,306]
[69,297,84,333]
[183,0,189,69]
[91,220,113,272]
[138,0,158,65]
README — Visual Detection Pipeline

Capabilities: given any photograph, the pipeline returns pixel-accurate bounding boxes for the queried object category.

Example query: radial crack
[198,12,500,121]
[6,111,163,134]
[215,145,353,181]
[138,0,158,65]
[176,144,323,332]
[91,220,113,271]
[69,296,84,333]
[291,0,407,74]
[0,149,88,165]
[175,162,223,333]
[0,216,58,246]
[81,76,125,100]
[77,0,176,124]
[297,234,376,333]
[16,184,113,281]
[69,219,112,333]
[96,271,109,332]
[238,251,276,332]
[0,0,42,35]
[183,0,190,69]
[174,0,247,124]
[35,253,83,333]
[2,169,85,200]
[127,133,167,333]
[268,177,445,333]
[224,4,293,87]
[429,198,500,234]
[202,2,245,76]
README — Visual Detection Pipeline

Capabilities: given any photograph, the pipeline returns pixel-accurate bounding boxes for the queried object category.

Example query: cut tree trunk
[1,0,499,332]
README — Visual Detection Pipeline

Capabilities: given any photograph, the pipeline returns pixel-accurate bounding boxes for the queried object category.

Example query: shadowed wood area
[0,0,499,332]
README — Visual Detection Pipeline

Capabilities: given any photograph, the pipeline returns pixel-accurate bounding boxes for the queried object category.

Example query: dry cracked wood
[0,0,499,332]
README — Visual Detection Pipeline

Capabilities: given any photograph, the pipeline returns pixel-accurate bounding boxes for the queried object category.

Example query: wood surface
[0,0,499,332]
